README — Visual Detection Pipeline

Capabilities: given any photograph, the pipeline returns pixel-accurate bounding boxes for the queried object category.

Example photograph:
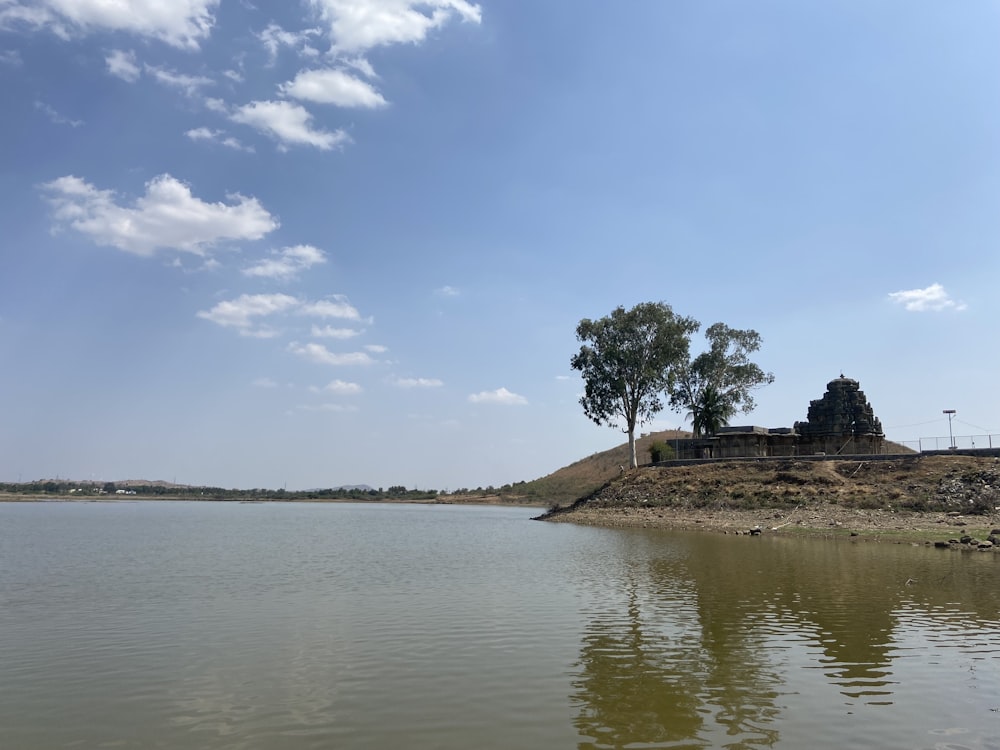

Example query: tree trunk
[628,428,638,469]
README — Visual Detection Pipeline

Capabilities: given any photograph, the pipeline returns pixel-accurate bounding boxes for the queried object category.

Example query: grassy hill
[513,431,917,507]
[538,453,1000,542]
[515,430,692,506]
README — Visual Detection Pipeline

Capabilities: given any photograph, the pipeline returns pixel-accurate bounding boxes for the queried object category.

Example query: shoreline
[536,454,1000,547]
[0,492,545,508]
[541,503,1000,545]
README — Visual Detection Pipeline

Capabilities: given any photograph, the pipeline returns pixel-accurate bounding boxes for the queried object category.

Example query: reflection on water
[569,531,1000,750]
[573,578,706,748]
[0,502,998,749]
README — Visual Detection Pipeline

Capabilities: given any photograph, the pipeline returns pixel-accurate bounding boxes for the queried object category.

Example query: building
[670,375,885,460]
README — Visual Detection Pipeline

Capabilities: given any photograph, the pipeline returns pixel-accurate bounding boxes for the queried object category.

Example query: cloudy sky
[1,1,997,490]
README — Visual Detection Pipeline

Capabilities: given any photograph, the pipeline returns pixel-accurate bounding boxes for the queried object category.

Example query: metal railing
[895,434,999,452]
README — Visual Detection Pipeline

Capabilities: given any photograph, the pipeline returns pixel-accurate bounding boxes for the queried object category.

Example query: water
[0,502,998,749]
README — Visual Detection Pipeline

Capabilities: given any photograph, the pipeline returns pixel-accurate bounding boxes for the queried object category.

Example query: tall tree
[571,302,698,469]
[671,323,774,437]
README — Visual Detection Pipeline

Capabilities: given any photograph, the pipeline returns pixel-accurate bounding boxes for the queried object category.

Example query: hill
[515,431,916,507]
[538,453,1000,543]
[516,430,692,505]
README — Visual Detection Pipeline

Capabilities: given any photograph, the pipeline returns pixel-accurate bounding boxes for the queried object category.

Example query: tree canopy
[689,383,734,438]
[670,323,775,437]
[571,302,698,468]
[571,306,775,465]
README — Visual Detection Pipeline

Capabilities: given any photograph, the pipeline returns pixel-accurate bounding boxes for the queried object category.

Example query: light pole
[943,409,956,449]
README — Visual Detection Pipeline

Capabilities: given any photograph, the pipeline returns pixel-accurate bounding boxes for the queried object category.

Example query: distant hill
[33,478,191,488]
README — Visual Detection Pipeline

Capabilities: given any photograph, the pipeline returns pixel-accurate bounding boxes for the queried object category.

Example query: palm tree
[690,384,735,437]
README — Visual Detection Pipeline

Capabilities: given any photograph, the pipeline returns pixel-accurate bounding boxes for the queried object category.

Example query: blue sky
[1,1,997,490]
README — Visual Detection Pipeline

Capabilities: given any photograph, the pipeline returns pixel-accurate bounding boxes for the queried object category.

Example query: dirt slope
[540,454,1000,542]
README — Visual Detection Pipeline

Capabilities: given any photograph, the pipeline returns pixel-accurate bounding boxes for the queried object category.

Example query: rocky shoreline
[537,455,1000,548]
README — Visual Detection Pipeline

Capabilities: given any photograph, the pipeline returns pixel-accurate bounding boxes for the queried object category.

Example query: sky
[1,1,998,490]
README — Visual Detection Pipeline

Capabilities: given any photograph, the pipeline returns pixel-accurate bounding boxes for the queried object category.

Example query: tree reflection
[572,562,706,750]
[686,536,901,704]
[661,552,782,749]
[570,527,1000,749]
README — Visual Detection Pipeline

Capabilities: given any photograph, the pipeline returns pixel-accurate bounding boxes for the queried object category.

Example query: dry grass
[541,454,1000,541]
[517,430,691,505]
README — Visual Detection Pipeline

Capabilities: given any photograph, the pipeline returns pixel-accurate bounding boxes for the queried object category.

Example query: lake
[1,501,998,749]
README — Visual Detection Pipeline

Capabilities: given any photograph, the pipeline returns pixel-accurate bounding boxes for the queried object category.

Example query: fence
[894,434,1000,452]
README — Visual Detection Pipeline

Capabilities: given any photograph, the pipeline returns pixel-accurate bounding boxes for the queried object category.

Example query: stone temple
[669,375,886,460]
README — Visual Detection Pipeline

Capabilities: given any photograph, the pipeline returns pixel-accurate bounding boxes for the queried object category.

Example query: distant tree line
[0,481,549,502]
[0,481,439,502]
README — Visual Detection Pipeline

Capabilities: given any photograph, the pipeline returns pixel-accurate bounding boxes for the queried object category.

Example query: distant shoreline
[0,492,545,507]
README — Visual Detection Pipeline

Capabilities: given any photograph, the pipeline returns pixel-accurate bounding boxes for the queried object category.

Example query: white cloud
[394,377,443,388]
[311,324,361,339]
[280,67,386,108]
[257,22,321,65]
[313,379,362,394]
[197,293,299,330]
[0,49,23,66]
[435,285,459,296]
[185,126,252,151]
[35,100,83,127]
[42,174,278,256]
[146,65,213,97]
[468,387,527,405]
[299,296,362,320]
[105,49,140,81]
[198,294,369,339]
[888,283,967,313]
[343,56,377,79]
[0,0,217,49]
[220,136,252,151]
[185,126,216,140]
[288,342,375,366]
[364,344,388,353]
[308,0,482,54]
[204,97,228,113]
[231,100,349,150]
[243,244,326,280]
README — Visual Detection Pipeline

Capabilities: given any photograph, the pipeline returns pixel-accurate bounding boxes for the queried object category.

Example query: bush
[648,441,675,463]
[969,488,999,515]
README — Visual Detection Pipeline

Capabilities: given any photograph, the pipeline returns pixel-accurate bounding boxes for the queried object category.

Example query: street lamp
[943,409,956,449]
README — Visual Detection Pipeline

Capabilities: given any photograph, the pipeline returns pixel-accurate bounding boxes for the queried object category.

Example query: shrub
[968,488,998,515]
[648,441,675,463]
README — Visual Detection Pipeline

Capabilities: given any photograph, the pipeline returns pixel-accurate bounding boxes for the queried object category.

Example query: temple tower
[793,375,884,454]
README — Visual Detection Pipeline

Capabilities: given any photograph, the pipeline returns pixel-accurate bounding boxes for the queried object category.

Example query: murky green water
[1,501,998,749]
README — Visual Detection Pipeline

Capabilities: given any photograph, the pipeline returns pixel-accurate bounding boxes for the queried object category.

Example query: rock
[960,535,975,544]
[934,541,950,548]
[978,540,994,549]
